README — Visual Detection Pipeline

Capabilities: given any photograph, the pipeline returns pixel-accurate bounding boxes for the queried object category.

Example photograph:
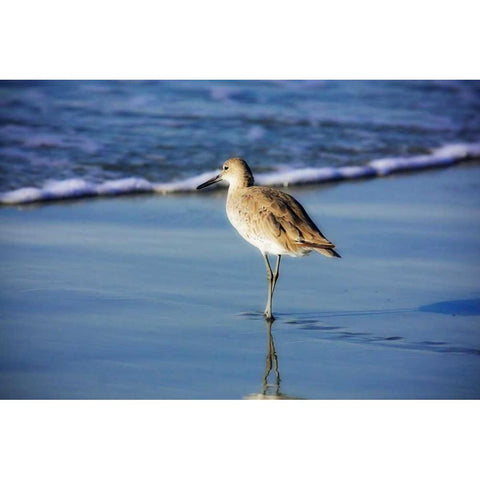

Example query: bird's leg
[263,253,274,319]
[271,255,281,294]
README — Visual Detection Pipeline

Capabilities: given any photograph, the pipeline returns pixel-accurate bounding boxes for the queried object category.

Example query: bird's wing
[242,187,335,249]
[277,190,336,247]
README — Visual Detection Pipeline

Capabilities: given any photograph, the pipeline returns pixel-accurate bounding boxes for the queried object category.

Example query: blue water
[1,80,480,201]
[1,81,480,398]
[1,166,479,398]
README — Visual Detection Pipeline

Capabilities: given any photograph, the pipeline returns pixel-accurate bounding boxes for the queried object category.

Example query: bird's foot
[264,310,275,320]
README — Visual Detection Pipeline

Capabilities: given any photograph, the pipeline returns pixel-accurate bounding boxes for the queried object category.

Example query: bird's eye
[224,165,229,171]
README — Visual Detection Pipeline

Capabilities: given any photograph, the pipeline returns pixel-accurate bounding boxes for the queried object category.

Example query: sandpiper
[197,157,340,319]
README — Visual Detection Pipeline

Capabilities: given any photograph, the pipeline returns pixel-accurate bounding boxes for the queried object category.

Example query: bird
[197,157,340,319]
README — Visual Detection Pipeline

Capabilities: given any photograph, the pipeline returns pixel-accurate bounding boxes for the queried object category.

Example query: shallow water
[1,165,479,398]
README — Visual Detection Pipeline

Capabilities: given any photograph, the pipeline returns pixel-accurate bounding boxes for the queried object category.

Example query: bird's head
[197,157,254,190]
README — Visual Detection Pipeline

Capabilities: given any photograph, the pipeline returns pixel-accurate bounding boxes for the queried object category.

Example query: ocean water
[1,80,480,204]
[1,81,480,399]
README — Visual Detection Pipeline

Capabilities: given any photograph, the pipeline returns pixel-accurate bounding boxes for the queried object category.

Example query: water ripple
[276,309,480,357]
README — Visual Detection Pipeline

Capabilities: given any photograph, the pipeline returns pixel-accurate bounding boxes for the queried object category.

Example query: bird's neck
[227,177,253,198]
[227,172,254,193]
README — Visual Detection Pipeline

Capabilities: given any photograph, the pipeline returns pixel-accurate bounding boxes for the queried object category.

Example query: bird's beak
[196,173,223,190]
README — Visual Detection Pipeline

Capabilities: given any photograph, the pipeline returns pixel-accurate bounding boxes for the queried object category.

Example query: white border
[2,1,480,79]
[1,2,478,478]
[1,401,478,479]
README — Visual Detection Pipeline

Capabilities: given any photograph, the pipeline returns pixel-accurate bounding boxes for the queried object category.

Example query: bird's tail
[297,240,341,258]
[317,247,341,258]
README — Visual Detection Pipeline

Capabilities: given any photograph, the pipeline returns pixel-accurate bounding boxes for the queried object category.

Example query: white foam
[256,164,378,186]
[43,178,97,197]
[432,142,480,158]
[1,142,479,205]
[97,177,154,195]
[368,154,453,176]
[0,187,45,204]
[259,142,480,185]
[367,142,480,176]
[153,171,219,194]
[0,178,154,204]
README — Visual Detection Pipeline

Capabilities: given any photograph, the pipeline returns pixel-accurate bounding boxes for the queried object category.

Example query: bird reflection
[244,318,301,400]
[262,318,281,395]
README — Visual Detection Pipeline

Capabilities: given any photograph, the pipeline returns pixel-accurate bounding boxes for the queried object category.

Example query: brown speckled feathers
[229,186,340,257]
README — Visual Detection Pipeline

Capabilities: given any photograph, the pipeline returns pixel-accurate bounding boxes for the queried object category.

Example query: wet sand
[1,164,479,398]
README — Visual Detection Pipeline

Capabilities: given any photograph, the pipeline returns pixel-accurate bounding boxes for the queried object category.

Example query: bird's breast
[226,196,302,256]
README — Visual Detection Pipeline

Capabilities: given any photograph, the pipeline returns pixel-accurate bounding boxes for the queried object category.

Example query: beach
[1,163,479,399]
[3,14,480,480]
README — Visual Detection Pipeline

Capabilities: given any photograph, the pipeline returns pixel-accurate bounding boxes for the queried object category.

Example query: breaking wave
[1,142,479,205]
